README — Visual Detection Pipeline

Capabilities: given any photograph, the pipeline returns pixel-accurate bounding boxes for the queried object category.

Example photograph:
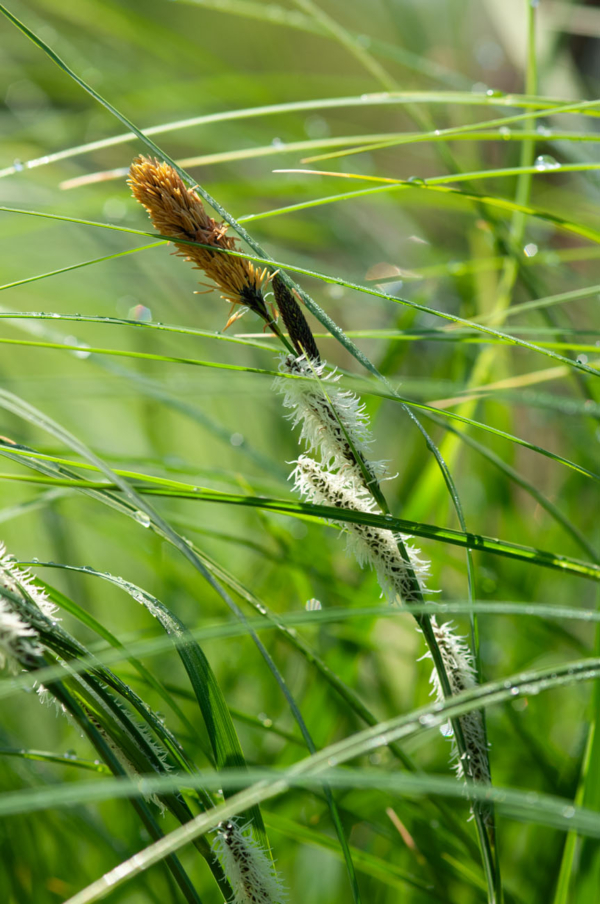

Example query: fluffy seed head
[0,544,58,671]
[212,819,286,904]
[424,617,490,785]
[128,156,272,323]
[293,457,430,603]
[277,355,385,490]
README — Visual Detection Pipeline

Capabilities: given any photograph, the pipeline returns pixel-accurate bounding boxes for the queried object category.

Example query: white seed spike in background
[0,542,58,671]
[211,819,287,904]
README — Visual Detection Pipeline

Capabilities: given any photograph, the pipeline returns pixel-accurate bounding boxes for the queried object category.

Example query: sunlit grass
[1,1,600,902]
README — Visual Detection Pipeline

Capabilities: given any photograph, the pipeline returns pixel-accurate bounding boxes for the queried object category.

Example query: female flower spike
[277,355,385,490]
[425,618,491,785]
[0,543,57,671]
[212,819,286,904]
[292,456,430,603]
[129,156,272,327]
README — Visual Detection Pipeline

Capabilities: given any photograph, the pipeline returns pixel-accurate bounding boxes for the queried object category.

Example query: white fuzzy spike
[275,354,385,489]
[292,456,431,603]
[212,819,287,904]
[0,543,58,671]
[424,617,490,784]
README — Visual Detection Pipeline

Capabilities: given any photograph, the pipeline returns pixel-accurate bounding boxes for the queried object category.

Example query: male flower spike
[129,156,272,328]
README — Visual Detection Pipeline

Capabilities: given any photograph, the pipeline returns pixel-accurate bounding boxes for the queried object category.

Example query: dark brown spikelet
[128,156,272,327]
[272,274,320,361]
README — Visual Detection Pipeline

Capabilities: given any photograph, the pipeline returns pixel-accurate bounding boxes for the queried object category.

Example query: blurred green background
[2,1,600,902]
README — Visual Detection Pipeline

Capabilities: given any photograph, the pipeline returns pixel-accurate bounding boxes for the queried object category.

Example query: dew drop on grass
[305,598,322,611]
[419,713,436,727]
[134,510,151,528]
[499,126,511,139]
[534,154,560,171]
[407,176,425,186]
[13,159,24,171]
[562,806,576,819]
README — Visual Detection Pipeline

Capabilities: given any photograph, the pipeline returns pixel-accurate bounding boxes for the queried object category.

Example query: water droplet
[534,154,560,172]
[13,159,24,172]
[536,124,552,137]
[434,129,441,136]
[134,510,151,528]
[271,137,285,149]
[499,126,511,139]
[524,243,538,258]
[407,176,425,186]
[419,713,436,727]
[511,686,520,696]
[562,805,575,819]
[128,304,152,322]
[577,354,588,365]
[230,432,244,447]
[439,722,454,738]
[305,598,322,611]
[486,89,504,97]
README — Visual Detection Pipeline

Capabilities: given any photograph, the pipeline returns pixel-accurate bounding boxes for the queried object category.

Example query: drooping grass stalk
[126,152,497,893]
[275,358,494,800]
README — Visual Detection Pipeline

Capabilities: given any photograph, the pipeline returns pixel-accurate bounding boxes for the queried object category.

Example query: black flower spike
[272,274,320,361]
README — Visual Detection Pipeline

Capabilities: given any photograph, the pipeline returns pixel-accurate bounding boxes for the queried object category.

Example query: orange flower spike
[128,156,272,323]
